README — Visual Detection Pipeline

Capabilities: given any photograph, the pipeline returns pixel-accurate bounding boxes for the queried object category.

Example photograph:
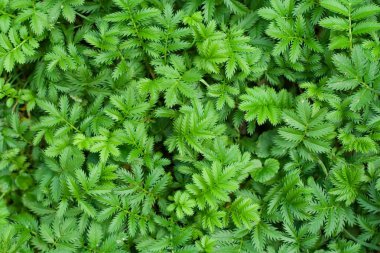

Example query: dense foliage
[1,0,380,252]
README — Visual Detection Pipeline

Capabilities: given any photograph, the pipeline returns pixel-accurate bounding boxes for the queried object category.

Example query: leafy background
[1,0,380,252]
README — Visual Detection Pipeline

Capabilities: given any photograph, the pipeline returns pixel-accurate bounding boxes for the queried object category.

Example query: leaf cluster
[1,0,380,252]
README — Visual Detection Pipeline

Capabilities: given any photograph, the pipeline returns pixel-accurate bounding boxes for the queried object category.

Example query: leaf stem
[75,11,90,21]
[348,3,353,51]
[316,158,328,176]
[344,229,380,251]
[0,10,15,18]
[200,79,209,87]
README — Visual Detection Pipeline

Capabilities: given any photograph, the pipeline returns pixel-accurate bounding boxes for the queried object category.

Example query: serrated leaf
[349,88,373,111]
[351,4,380,20]
[353,21,380,35]
[319,17,349,31]
[88,223,103,248]
[320,0,349,16]
[327,76,359,90]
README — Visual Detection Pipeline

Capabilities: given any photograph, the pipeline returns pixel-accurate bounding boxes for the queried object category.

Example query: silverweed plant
[1,0,380,252]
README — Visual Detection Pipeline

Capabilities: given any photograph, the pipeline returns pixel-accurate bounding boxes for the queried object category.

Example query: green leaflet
[240,85,293,125]
[274,100,336,161]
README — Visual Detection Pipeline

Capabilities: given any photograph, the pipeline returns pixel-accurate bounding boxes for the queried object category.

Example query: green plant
[1,0,380,252]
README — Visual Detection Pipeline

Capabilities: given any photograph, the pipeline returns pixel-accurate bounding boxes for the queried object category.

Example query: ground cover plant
[1,0,380,252]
